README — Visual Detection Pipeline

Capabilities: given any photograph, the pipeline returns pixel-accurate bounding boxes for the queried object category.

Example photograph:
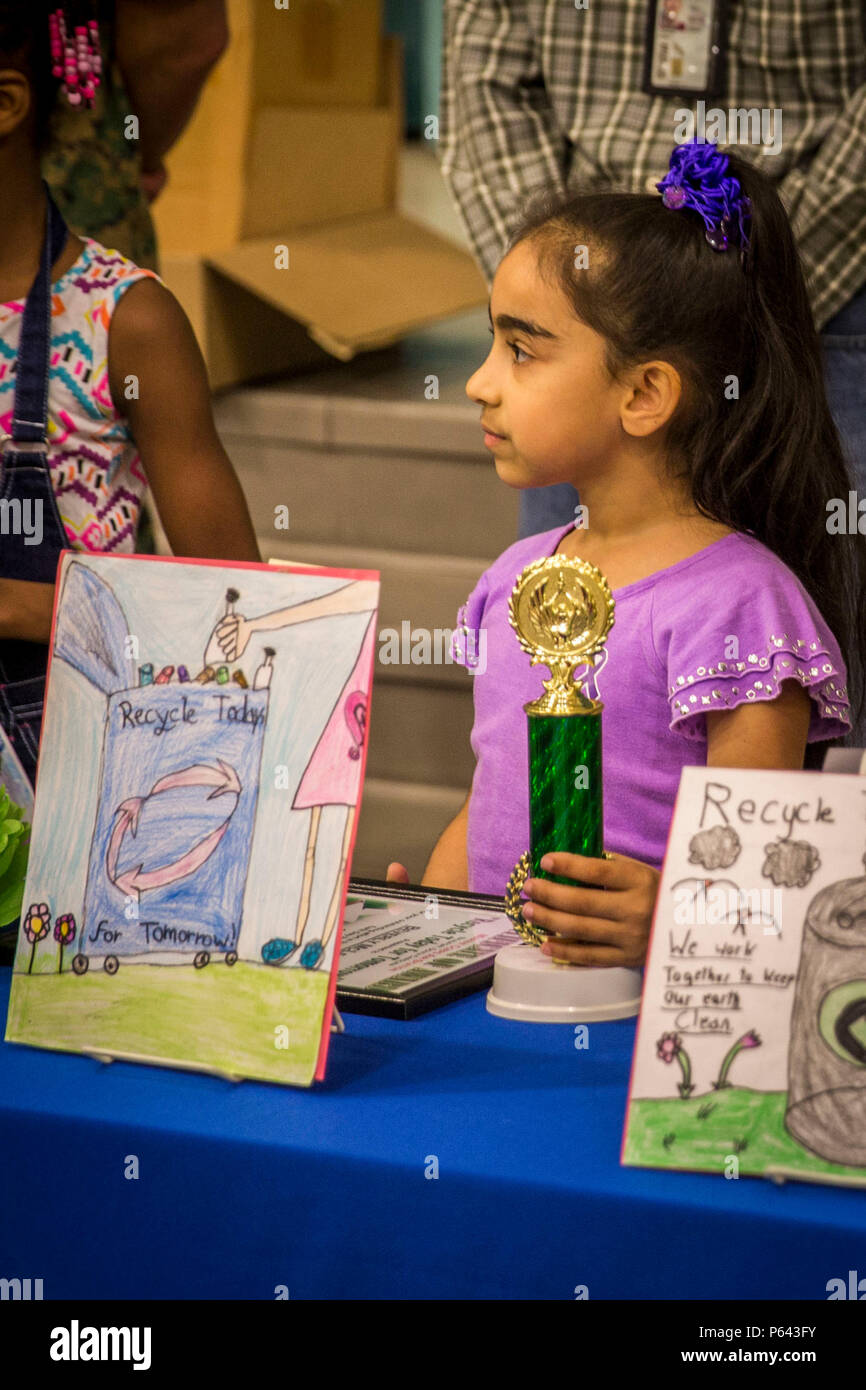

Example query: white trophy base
[486,941,642,1023]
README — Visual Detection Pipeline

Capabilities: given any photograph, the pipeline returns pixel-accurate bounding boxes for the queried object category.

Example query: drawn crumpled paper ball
[762,838,821,889]
[687,824,741,871]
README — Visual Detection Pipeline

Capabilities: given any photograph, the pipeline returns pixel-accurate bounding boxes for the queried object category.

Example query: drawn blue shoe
[262,937,296,965]
[299,939,324,970]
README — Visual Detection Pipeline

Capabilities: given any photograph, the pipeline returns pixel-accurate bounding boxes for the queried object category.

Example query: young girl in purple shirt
[388,142,866,971]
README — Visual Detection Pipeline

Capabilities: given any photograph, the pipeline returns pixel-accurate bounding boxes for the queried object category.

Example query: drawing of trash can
[53,562,268,973]
[785,874,866,1167]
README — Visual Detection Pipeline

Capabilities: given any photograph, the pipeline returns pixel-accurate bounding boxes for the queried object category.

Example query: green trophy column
[504,554,614,947]
[528,708,602,887]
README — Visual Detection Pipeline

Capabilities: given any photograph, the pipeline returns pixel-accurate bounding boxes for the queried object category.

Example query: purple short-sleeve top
[450,525,850,896]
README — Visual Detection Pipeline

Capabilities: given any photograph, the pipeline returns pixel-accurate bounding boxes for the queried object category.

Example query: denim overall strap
[0,187,72,785]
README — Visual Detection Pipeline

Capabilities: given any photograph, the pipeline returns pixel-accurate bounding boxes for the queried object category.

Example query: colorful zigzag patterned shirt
[0,238,161,553]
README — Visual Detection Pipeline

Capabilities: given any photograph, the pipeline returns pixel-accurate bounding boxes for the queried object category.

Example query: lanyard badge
[642,0,729,100]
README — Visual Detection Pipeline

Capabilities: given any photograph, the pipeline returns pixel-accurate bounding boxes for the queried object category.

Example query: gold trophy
[486,556,643,1022]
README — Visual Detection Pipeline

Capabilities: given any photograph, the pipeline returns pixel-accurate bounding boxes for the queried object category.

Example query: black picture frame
[337,877,514,1019]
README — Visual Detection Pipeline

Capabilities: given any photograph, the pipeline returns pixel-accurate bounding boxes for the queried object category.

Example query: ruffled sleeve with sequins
[660,538,851,743]
[450,568,490,671]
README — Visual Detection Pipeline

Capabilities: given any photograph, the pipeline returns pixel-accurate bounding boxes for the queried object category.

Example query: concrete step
[351,775,468,883]
[212,309,520,560]
[220,435,518,558]
[266,537,490,689]
[211,304,490,450]
[260,542,481,788]
[365,674,475,786]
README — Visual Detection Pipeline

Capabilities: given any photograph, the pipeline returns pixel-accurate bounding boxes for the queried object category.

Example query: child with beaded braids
[388,142,866,970]
[0,3,259,785]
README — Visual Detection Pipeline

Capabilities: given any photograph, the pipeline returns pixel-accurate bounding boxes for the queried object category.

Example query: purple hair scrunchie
[655,140,751,257]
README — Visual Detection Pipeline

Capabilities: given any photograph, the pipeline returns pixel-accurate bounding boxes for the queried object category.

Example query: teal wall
[384,0,443,134]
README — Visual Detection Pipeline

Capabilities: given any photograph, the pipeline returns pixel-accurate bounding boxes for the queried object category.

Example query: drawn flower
[23,903,50,944]
[23,902,51,973]
[712,1029,762,1090]
[656,1032,694,1097]
[53,913,77,974]
[53,914,76,945]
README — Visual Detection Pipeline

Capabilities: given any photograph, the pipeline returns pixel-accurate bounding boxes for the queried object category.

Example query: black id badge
[642,0,729,101]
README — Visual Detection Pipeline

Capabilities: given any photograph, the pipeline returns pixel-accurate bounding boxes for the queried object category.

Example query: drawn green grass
[5,961,330,1086]
[625,1087,866,1179]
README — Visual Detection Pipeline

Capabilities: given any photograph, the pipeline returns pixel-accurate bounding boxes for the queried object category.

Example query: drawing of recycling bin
[54,563,268,974]
[785,874,866,1168]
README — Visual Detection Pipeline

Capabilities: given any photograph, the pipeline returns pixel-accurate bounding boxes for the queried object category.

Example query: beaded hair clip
[49,6,102,108]
[656,139,752,265]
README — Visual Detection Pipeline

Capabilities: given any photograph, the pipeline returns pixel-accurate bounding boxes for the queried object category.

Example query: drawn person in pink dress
[216,578,377,971]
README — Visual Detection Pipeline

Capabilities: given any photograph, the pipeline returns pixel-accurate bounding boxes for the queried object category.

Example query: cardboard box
[155,0,390,254]
[160,208,487,390]
[153,253,331,392]
[153,27,487,390]
[240,99,398,242]
[255,0,384,107]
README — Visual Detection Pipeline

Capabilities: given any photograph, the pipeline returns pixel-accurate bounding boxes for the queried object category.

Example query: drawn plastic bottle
[253,647,275,690]
[204,587,240,667]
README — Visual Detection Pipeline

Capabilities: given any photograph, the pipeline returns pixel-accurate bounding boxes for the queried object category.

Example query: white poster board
[5,553,379,1087]
[623,766,866,1185]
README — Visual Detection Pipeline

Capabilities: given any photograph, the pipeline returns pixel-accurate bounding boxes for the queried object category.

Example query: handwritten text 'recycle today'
[114,692,267,736]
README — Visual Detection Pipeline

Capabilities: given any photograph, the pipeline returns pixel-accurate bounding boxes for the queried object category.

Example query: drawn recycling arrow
[106,759,242,900]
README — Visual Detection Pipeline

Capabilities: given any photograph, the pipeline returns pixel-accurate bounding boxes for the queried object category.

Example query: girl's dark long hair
[508,152,866,744]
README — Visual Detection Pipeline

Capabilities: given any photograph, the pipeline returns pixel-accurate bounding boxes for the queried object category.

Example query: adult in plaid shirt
[439,0,866,541]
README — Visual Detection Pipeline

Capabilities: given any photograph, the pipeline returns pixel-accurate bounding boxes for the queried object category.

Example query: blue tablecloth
[1,965,864,1300]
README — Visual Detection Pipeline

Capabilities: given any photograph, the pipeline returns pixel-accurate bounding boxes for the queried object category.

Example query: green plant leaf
[0,835,30,927]
[0,830,25,879]
[0,819,29,882]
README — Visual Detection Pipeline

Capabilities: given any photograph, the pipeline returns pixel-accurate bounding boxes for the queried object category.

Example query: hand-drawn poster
[623,766,866,1187]
[4,552,379,1087]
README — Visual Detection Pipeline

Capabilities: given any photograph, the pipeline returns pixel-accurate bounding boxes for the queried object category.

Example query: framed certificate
[337,878,516,1018]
